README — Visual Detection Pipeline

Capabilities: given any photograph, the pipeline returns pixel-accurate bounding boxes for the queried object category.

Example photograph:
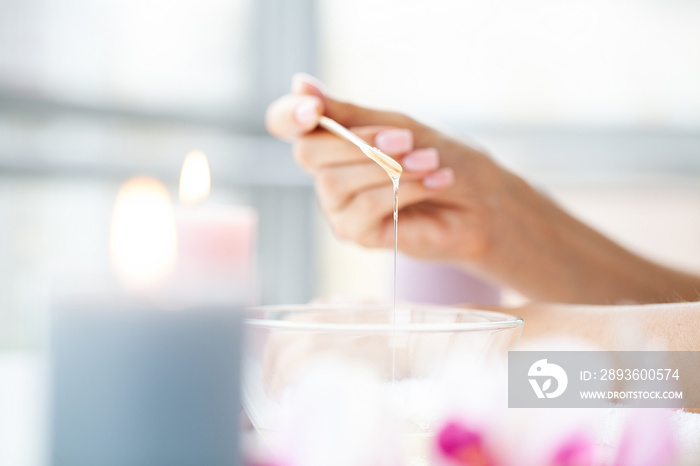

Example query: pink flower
[550,431,594,466]
[613,409,677,466]
[246,462,289,466]
[245,456,293,466]
[436,420,495,466]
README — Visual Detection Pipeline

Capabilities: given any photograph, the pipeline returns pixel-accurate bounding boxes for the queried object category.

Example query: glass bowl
[242,304,523,463]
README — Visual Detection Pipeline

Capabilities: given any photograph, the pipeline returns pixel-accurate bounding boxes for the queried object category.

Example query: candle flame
[110,177,177,289]
[179,150,211,205]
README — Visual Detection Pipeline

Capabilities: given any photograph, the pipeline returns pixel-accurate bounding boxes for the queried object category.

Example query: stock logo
[528,359,568,399]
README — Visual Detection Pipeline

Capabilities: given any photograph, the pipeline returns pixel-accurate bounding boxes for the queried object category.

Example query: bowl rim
[244,304,524,334]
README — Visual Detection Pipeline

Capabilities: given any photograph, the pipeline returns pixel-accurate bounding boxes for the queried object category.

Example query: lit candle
[173,150,258,306]
[50,175,244,465]
[109,176,178,291]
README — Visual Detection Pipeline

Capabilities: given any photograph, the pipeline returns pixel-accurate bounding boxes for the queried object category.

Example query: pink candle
[174,204,257,305]
[168,150,258,306]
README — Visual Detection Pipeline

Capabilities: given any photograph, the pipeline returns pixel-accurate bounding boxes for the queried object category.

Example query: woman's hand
[266,74,700,304]
[266,73,515,266]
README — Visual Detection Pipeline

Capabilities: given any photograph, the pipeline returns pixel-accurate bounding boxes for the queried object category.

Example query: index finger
[265,93,324,141]
[294,126,413,171]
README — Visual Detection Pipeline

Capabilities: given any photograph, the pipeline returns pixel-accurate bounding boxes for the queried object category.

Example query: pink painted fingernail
[375,129,413,155]
[402,148,439,172]
[423,167,454,189]
[294,98,319,126]
[292,72,326,96]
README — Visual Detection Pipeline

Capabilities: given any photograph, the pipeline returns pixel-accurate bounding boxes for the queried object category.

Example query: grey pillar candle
[50,302,241,466]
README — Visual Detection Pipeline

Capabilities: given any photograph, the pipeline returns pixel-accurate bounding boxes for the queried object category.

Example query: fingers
[267,73,435,154]
[324,98,414,130]
[305,124,450,216]
[268,73,457,251]
[315,155,446,213]
[293,132,370,171]
[292,73,415,129]
[315,163,393,212]
[265,93,324,140]
[265,73,425,146]
[328,175,453,247]
[294,126,412,171]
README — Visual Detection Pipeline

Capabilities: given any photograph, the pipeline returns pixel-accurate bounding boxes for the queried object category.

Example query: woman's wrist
[470,168,700,304]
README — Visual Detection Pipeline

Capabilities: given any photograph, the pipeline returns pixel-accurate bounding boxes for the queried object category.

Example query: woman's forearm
[475,171,700,304]
[513,301,700,411]
[515,301,700,350]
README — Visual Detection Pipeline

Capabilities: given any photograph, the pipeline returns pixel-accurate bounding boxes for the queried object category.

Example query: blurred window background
[2,0,700,352]
[0,0,318,352]
[322,0,700,131]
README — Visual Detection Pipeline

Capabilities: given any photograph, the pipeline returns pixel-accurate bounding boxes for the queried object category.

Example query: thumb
[291,73,416,130]
[263,73,329,140]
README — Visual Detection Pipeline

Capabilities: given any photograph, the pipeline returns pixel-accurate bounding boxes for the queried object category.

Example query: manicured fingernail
[402,148,439,172]
[423,167,455,189]
[292,72,326,96]
[375,129,413,155]
[294,98,319,126]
